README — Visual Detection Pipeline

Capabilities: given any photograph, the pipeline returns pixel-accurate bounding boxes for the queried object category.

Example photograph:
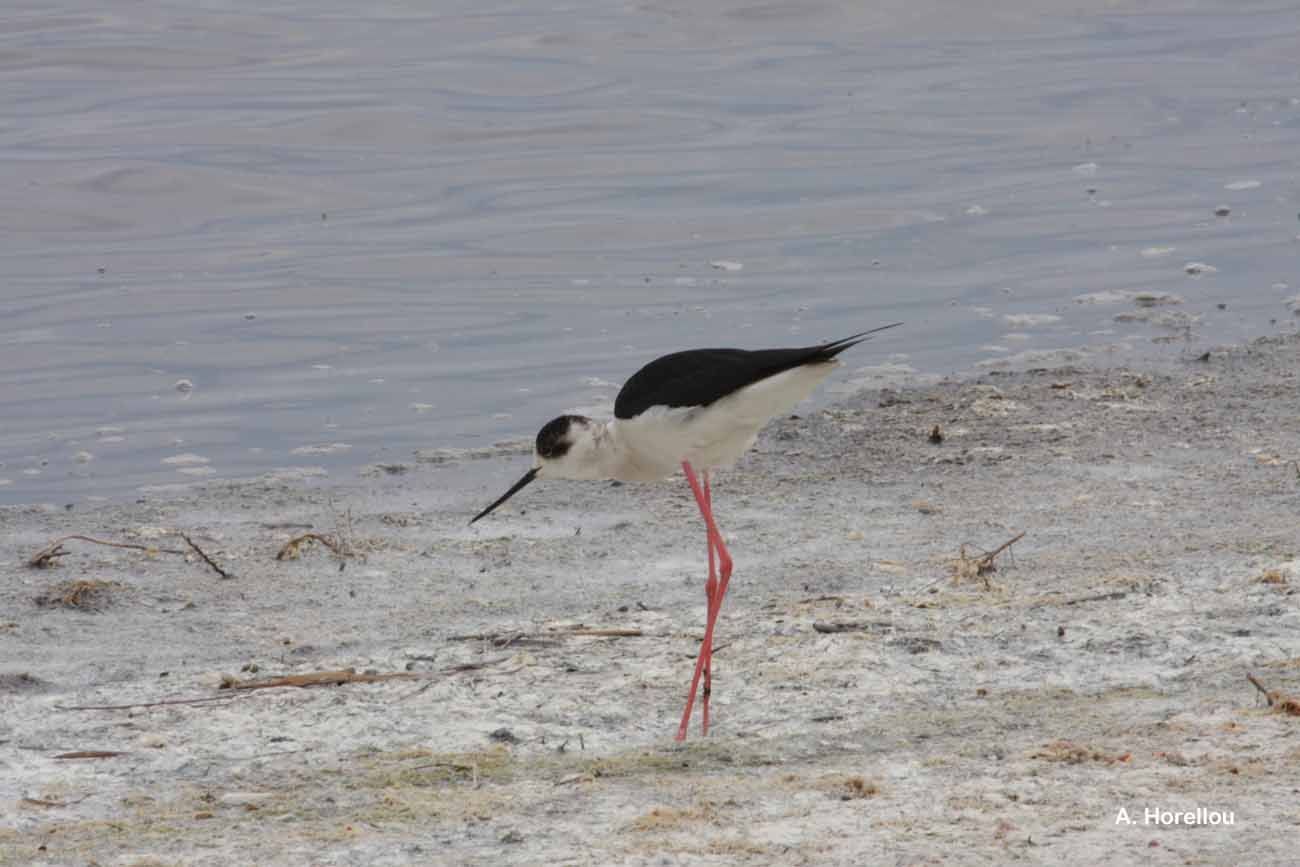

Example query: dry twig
[812,620,873,634]
[434,657,512,675]
[951,531,1026,589]
[20,798,70,809]
[1248,673,1274,704]
[448,627,643,645]
[447,632,558,649]
[1063,591,1128,606]
[63,659,512,712]
[57,694,246,712]
[976,531,1026,573]
[28,531,232,579]
[179,533,234,579]
[220,669,419,690]
[555,773,594,786]
[28,535,185,569]
[275,532,345,561]
[224,657,516,693]
[1247,673,1300,715]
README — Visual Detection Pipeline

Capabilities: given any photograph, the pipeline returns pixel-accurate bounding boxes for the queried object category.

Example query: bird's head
[469,414,599,524]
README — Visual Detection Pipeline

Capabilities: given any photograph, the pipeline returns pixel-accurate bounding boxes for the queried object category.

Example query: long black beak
[469,467,539,524]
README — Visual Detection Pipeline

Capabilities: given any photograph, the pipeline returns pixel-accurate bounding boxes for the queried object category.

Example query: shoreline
[5,306,1296,511]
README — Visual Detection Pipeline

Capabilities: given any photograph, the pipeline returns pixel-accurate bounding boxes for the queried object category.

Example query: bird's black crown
[536,414,588,459]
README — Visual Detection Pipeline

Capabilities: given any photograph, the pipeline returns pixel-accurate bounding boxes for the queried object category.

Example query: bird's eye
[536,415,581,459]
[538,438,570,459]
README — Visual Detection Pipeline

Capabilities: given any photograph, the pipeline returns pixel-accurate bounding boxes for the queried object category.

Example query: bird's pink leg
[709,472,734,601]
[701,470,716,734]
[702,472,734,734]
[676,461,734,741]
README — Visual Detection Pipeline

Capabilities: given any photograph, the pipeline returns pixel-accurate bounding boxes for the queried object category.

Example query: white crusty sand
[2,333,1298,865]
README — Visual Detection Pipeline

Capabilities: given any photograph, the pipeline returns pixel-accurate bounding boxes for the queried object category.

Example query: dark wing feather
[614,325,900,420]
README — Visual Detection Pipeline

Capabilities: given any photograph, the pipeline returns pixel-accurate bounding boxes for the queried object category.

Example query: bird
[470,323,901,740]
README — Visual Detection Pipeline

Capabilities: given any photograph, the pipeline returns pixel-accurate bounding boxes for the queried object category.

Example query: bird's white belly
[611,361,837,479]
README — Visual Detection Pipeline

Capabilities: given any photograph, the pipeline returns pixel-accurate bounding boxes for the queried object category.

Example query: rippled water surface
[2,0,1298,504]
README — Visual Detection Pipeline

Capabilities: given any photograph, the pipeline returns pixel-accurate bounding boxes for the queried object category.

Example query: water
[2,0,1298,504]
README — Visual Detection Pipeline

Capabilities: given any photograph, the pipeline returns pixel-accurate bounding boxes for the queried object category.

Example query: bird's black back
[613,326,899,420]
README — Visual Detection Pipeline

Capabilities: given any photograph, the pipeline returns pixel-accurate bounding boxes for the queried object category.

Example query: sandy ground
[2,332,1298,866]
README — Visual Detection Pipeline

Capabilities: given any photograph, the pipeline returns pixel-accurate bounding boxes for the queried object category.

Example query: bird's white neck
[581,419,625,478]
[545,419,671,482]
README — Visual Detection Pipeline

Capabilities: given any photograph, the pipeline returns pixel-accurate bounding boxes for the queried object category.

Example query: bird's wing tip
[822,322,903,352]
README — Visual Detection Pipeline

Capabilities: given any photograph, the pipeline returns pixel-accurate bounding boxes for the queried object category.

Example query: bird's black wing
[613,326,899,420]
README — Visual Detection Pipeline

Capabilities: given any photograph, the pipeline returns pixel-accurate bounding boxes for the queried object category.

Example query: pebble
[489,727,520,744]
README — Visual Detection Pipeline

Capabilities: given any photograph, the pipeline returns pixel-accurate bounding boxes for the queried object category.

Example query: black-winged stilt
[470,323,901,740]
